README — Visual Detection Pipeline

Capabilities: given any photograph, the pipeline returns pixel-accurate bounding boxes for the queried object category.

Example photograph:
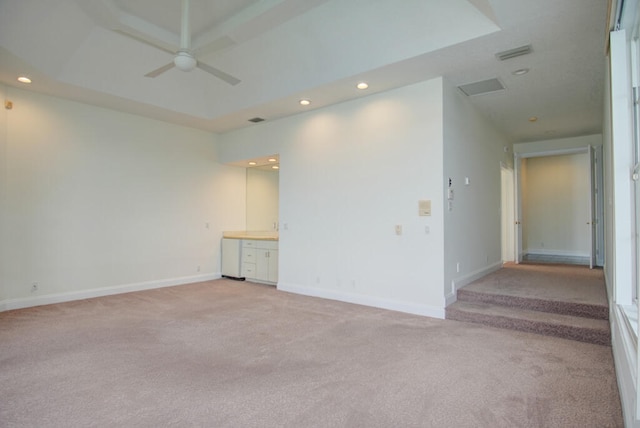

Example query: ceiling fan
[142,0,240,85]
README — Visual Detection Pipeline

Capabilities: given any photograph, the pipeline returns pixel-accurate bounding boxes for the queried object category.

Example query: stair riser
[446,309,611,346]
[457,290,608,320]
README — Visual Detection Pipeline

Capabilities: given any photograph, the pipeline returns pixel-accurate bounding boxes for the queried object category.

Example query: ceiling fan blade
[145,62,175,78]
[197,62,241,86]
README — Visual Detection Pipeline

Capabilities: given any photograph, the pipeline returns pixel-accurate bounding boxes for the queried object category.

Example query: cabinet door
[256,248,270,281]
[268,250,278,283]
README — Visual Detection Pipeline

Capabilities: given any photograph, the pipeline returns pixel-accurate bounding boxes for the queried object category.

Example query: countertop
[223,231,279,241]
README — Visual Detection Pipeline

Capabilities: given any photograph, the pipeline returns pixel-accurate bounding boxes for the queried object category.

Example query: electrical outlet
[31,282,38,293]
[197,265,201,272]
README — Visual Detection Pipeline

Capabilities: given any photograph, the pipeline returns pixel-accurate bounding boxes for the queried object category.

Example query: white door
[501,165,515,263]
[594,146,605,267]
[514,155,523,263]
[588,145,596,269]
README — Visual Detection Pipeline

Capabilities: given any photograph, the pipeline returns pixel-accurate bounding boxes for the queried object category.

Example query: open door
[514,155,523,263]
[501,164,515,263]
[588,145,596,269]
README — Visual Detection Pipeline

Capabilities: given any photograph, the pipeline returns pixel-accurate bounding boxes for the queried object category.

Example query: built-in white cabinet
[256,244,278,284]
[241,239,278,285]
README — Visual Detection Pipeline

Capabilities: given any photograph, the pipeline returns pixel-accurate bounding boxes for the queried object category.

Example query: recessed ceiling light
[299,99,311,106]
[248,161,257,166]
[268,158,277,162]
[17,76,31,84]
[272,165,279,170]
[356,82,369,90]
[528,116,538,122]
[512,68,530,76]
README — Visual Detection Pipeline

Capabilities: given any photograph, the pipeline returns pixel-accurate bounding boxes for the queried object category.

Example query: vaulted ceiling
[0,0,608,142]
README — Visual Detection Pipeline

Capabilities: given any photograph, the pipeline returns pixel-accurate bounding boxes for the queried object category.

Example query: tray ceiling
[0,0,607,142]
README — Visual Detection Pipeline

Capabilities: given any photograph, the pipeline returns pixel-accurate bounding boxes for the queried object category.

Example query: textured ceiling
[0,0,608,142]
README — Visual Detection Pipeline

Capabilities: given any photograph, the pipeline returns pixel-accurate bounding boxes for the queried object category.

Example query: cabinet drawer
[242,240,257,248]
[241,262,256,278]
[242,248,257,263]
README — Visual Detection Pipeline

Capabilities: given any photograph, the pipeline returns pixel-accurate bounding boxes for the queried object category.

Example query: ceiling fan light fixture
[174,51,197,72]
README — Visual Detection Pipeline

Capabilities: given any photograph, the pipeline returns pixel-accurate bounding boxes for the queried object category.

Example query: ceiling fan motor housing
[174,51,197,72]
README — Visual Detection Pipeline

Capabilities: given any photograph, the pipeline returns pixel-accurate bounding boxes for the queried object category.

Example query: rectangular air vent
[248,117,265,123]
[495,44,532,61]
[457,78,505,96]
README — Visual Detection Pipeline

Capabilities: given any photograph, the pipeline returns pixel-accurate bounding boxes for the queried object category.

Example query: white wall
[0,86,246,309]
[218,79,446,317]
[246,168,279,231]
[521,153,591,257]
[442,80,512,302]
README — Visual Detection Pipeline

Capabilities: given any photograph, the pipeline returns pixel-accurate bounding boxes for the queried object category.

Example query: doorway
[514,147,603,267]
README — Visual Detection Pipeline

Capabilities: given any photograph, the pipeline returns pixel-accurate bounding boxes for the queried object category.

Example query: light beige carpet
[0,279,623,427]
[464,263,608,306]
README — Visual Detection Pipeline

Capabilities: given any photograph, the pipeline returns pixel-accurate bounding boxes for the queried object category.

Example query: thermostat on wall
[419,200,432,216]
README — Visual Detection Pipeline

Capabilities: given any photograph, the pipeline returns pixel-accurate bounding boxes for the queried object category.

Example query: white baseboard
[446,261,503,307]
[277,282,445,319]
[524,249,590,257]
[0,273,221,312]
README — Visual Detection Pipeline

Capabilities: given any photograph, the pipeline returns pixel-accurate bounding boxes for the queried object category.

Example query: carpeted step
[446,301,611,346]
[457,288,608,320]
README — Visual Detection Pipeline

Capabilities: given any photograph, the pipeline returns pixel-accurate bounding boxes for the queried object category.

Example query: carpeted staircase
[446,265,611,346]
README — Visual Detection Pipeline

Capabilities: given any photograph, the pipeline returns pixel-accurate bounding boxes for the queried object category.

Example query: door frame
[514,146,603,267]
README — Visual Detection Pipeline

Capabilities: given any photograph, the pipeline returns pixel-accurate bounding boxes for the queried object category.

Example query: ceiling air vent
[495,44,532,61]
[248,117,265,123]
[458,78,505,96]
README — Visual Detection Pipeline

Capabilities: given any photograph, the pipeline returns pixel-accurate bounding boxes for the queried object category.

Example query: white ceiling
[0,0,608,143]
